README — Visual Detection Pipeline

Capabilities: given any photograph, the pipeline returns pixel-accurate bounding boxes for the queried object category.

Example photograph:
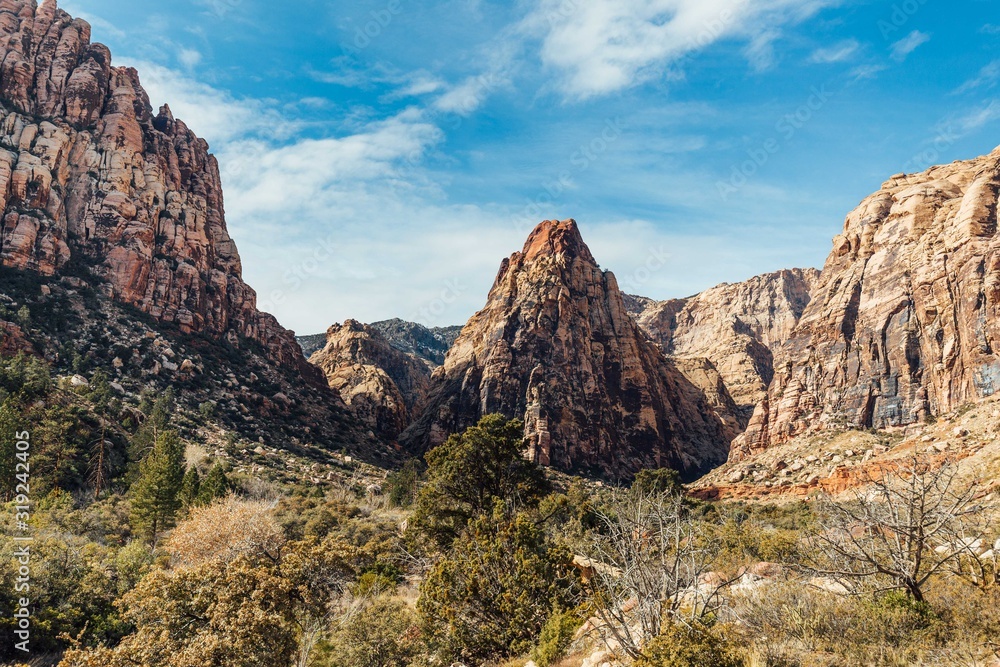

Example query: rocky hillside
[626,268,819,420]
[400,219,738,479]
[0,0,314,379]
[308,320,434,441]
[734,147,1000,460]
[298,319,459,365]
[0,0,388,461]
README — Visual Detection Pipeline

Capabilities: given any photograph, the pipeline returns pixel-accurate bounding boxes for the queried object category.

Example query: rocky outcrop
[626,268,818,420]
[401,219,736,479]
[733,147,1000,459]
[0,319,33,355]
[367,319,461,367]
[309,320,433,441]
[0,0,315,381]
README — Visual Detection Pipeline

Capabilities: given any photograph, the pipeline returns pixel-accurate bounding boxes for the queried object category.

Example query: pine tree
[130,430,185,545]
[179,467,201,507]
[197,464,231,505]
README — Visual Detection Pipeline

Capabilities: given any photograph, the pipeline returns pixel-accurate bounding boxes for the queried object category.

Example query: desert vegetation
[3,365,999,667]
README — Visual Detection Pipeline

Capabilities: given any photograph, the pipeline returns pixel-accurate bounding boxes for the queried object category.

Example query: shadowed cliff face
[309,320,435,442]
[627,268,819,421]
[734,147,1000,460]
[401,219,737,480]
[0,0,317,382]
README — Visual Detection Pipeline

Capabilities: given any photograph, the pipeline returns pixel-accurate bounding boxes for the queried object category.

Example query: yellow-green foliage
[635,623,742,667]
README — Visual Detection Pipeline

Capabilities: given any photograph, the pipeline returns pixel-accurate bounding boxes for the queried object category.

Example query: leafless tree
[583,490,732,660]
[809,452,989,602]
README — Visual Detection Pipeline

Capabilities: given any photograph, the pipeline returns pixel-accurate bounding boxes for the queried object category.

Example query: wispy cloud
[521,0,836,99]
[951,100,1000,135]
[890,30,930,62]
[809,39,859,64]
[119,59,297,146]
[981,24,1000,35]
[954,60,1000,95]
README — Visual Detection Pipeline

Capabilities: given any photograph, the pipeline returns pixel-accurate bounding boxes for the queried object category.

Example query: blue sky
[60,0,1000,334]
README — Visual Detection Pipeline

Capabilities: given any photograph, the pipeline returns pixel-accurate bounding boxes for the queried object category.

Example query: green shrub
[636,623,742,667]
[531,606,584,667]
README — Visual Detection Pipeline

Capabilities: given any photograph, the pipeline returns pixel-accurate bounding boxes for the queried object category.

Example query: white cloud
[522,0,835,99]
[952,100,1000,135]
[119,59,295,146]
[178,48,202,69]
[890,30,930,62]
[954,60,1000,95]
[808,39,859,64]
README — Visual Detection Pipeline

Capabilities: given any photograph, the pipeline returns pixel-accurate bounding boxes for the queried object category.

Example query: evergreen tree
[179,467,201,507]
[127,388,176,482]
[197,464,231,505]
[130,430,185,544]
[410,414,549,550]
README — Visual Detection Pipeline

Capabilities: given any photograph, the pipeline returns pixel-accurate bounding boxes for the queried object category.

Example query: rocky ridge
[734,147,1000,460]
[308,320,434,441]
[0,0,315,380]
[400,219,739,479]
[626,268,819,421]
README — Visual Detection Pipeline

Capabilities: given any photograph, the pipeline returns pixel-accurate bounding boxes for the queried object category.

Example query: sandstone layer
[627,268,818,419]
[0,0,315,380]
[309,320,433,441]
[401,220,737,479]
[734,147,1000,459]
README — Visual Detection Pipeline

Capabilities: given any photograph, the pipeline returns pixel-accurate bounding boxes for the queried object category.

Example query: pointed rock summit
[401,219,735,479]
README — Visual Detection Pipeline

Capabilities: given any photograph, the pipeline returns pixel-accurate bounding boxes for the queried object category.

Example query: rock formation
[733,147,1000,459]
[627,268,819,419]
[309,320,433,441]
[0,0,316,380]
[401,219,737,479]
[367,319,461,367]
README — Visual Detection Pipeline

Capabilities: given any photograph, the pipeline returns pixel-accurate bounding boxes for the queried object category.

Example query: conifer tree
[130,430,185,544]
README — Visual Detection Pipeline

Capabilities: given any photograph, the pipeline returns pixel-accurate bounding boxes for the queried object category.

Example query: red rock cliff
[0,0,315,379]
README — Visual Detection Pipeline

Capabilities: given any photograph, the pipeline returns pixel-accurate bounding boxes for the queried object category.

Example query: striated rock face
[309,320,433,441]
[401,219,736,479]
[733,147,1000,459]
[0,0,315,380]
[627,269,819,419]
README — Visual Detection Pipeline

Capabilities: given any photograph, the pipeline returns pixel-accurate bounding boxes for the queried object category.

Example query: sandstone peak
[733,147,1000,459]
[0,0,317,381]
[520,218,595,264]
[402,219,737,479]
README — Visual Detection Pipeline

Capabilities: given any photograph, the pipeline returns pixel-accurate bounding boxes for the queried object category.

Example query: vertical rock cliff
[733,147,1000,459]
[627,268,819,420]
[0,0,316,380]
[401,219,736,479]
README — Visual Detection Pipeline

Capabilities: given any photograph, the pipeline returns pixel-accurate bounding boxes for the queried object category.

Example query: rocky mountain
[298,318,460,366]
[0,0,386,461]
[400,219,738,479]
[368,319,461,367]
[626,268,819,420]
[733,147,1000,460]
[0,0,315,380]
[308,320,434,441]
